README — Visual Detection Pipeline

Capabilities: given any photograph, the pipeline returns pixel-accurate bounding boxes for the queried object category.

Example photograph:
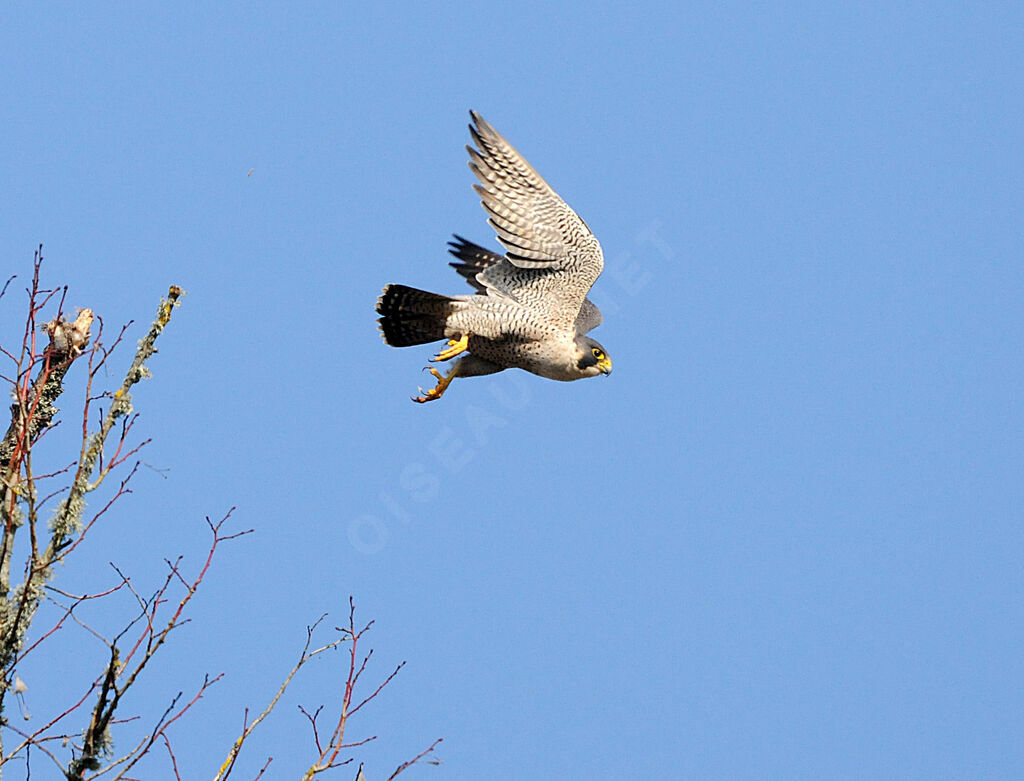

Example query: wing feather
[447,235,602,334]
[466,111,604,331]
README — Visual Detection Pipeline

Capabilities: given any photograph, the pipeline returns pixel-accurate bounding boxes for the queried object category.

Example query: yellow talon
[431,334,469,362]
[412,366,459,403]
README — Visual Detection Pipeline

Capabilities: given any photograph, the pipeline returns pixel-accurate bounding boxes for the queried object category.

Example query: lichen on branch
[47,286,182,545]
[0,281,184,735]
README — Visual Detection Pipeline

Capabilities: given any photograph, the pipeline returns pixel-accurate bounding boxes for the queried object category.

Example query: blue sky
[2,1,1023,778]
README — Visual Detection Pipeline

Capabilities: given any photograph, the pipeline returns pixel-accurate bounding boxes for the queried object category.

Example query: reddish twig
[299,599,441,780]
[214,615,344,781]
[161,734,182,781]
[386,738,444,781]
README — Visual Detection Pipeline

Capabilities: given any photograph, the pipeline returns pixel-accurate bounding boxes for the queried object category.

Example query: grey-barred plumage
[376,111,612,402]
[447,235,603,334]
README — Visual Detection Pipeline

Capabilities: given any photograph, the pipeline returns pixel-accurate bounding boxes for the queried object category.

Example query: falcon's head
[575,336,613,377]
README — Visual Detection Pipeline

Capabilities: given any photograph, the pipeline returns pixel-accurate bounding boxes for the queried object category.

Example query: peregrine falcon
[376,111,612,403]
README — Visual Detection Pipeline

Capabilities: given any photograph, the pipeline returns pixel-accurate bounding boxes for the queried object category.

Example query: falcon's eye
[591,347,604,359]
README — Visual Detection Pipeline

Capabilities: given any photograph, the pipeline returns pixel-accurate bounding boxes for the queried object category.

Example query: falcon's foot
[413,366,459,403]
[430,334,469,362]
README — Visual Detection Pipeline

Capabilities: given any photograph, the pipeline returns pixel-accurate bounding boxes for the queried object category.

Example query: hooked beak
[597,357,613,375]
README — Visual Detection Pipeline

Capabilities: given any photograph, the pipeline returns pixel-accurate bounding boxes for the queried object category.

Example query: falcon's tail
[376,284,454,347]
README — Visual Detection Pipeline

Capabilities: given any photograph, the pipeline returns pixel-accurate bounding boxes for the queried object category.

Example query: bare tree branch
[214,615,345,781]
[0,253,441,778]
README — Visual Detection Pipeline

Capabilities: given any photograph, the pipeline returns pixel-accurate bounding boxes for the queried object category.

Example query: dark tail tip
[376,284,451,347]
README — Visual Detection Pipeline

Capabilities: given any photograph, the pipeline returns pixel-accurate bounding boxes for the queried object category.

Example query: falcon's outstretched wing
[466,111,604,331]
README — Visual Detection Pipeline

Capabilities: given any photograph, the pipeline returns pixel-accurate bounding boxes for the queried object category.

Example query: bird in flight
[376,111,612,403]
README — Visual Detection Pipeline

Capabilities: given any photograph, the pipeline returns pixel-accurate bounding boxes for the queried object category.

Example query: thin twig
[214,615,345,781]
